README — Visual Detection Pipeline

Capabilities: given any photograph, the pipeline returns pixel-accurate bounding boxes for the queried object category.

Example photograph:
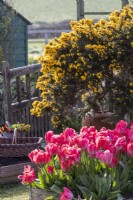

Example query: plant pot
[1,132,13,138]
[0,137,43,157]
[29,188,58,200]
[82,111,115,131]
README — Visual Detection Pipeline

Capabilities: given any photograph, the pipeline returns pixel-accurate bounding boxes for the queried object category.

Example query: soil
[0,157,31,167]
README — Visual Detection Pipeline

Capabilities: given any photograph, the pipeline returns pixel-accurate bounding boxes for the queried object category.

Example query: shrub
[31,6,133,129]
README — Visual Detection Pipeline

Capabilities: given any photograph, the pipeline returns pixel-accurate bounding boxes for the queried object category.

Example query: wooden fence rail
[28,29,71,44]
[1,61,51,137]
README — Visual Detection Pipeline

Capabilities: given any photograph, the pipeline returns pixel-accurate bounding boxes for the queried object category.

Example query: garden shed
[0,0,31,68]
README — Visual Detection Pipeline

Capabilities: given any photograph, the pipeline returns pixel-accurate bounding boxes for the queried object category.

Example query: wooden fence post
[76,0,84,20]
[122,0,129,7]
[45,33,49,44]
[2,61,12,123]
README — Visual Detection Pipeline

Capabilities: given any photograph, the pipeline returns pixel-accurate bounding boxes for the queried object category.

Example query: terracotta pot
[29,188,58,200]
[82,111,115,131]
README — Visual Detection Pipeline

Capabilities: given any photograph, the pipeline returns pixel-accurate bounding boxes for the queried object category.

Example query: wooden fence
[28,29,71,44]
[1,61,51,137]
[76,0,129,20]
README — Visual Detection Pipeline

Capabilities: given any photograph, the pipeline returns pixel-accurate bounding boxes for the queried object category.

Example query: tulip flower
[18,165,36,185]
[60,187,73,200]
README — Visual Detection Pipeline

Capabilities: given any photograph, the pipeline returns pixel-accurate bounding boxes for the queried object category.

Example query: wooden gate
[1,61,51,137]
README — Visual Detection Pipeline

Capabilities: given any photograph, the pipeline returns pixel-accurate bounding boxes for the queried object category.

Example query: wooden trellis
[76,0,129,20]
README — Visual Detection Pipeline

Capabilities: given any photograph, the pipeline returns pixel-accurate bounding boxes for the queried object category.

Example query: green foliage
[0,1,16,64]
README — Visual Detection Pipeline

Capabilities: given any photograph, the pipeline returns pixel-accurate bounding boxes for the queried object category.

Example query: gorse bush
[31,6,133,129]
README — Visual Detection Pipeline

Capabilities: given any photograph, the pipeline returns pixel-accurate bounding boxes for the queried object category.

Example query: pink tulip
[128,128,133,140]
[98,150,114,165]
[100,127,107,131]
[95,135,109,150]
[69,135,79,146]
[106,130,115,143]
[127,142,133,156]
[80,126,97,141]
[59,145,81,170]
[45,130,54,143]
[60,187,73,200]
[87,142,97,157]
[51,134,65,146]
[63,128,76,139]
[130,122,133,129]
[115,136,127,151]
[58,145,69,161]
[115,120,127,135]
[45,143,58,156]
[107,145,117,155]
[29,149,51,165]
[47,166,54,174]
[60,161,69,172]
[18,165,36,184]
[78,137,89,150]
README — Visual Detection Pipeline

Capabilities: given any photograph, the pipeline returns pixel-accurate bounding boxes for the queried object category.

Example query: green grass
[28,39,44,54]
[12,0,128,24]
[0,183,29,200]
[28,39,45,63]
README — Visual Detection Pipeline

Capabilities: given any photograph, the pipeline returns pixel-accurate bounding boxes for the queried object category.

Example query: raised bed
[0,162,36,185]
[0,137,43,157]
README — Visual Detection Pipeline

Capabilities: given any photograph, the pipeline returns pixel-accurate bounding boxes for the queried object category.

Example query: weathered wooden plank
[76,0,84,20]
[122,0,129,7]
[0,162,37,184]
[0,162,36,177]
[2,61,12,123]
[33,72,40,97]
[27,106,32,137]
[84,11,111,15]
[37,113,41,137]
[12,111,18,124]
[10,64,41,78]
[0,175,21,184]
[11,97,39,110]
[26,74,31,99]
[28,29,71,34]
[16,76,21,102]
[33,116,38,137]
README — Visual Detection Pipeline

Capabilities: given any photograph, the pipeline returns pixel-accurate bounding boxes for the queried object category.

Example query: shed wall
[0,1,29,68]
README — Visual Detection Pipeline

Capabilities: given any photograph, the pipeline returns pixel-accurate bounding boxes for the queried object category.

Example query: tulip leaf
[59,170,64,179]
[54,181,63,187]
[50,184,62,194]
[90,192,98,199]
[76,185,91,198]
[38,171,47,188]
[107,190,121,200]
[80,175,91,187]
[33,181,45,189]
[45,196,57,200]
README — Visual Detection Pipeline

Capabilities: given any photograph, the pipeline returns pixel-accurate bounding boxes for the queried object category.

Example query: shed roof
[0,0,32,25]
